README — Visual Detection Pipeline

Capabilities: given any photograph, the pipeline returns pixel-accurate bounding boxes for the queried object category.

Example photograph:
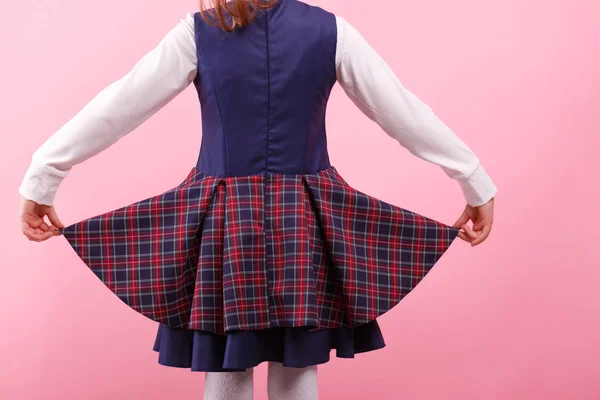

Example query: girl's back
[193,0,337,176]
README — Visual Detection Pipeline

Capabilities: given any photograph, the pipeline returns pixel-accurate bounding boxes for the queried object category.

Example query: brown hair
[200,0,280,32]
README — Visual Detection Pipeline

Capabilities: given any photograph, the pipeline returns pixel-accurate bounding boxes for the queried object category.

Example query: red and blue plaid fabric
[61,165,460,334]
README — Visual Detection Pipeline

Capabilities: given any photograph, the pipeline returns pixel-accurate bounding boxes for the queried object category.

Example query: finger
[471,224,492,246]
[22,225,54,242]
[22,225,40,241]
[452,211,470,229]
[39,221,50,232]
[21,213,44,229]
[456,231,472,243]
[47,224,63,236]
[46,207,66,229]
[472,217,492,232]
[36,230,56,241]
[461,224,479,241]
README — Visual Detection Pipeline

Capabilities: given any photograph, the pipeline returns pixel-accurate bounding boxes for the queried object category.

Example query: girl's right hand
[452,197,495,246]
[20,196,65,242]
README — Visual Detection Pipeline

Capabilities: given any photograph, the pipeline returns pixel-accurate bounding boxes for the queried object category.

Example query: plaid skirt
[61,165,459,367]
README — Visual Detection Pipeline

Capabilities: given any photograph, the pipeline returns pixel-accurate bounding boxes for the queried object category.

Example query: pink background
[2,0,599,399]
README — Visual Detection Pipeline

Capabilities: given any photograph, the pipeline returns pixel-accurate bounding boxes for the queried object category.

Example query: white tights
[203,362,318,400]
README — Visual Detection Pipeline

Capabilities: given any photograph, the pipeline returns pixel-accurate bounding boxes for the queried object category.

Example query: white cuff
[457,163,498,207]
[18,160,69,206]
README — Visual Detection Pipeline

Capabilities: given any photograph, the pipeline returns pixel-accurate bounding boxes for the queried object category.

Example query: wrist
[18,161,67,206]
[458,163,498,207]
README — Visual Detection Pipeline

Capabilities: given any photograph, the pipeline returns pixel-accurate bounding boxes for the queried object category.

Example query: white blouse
[18,12,498,207]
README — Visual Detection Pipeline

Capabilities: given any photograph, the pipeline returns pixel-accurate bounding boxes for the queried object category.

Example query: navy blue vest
[192,0,337,176]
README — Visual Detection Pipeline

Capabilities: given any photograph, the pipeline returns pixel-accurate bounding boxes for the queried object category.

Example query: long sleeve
[334,15,497,207]
[18,12,198,206]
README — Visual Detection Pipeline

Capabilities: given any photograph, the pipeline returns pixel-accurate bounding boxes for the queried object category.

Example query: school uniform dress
[19,0,498,372]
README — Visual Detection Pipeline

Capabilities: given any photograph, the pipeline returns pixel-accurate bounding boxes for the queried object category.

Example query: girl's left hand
[20,196,65,242]
[453,197,495,246]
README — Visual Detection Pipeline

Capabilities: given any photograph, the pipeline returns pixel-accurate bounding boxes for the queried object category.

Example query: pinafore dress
[60,0,460,372]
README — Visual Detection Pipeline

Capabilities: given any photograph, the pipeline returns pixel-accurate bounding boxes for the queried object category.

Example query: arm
[19,12,198,206]
[334,15,497,207]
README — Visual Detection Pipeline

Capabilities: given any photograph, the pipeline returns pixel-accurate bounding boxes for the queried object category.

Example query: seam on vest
[265,9,271,174]
[333,14,341,84]
[194,12,228,176]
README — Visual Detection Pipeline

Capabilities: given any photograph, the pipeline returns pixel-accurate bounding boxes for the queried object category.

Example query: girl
[19,0,497,399]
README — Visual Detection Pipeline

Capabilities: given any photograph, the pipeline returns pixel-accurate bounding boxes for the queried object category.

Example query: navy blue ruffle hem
[152,320,386,372]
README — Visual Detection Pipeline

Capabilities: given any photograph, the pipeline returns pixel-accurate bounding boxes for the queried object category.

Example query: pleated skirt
[60,165,459,372]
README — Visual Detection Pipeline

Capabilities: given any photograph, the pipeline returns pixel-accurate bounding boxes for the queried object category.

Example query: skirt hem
[151,320,386,372]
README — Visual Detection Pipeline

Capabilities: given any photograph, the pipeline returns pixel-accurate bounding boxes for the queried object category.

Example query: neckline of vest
[260,0,288,8]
